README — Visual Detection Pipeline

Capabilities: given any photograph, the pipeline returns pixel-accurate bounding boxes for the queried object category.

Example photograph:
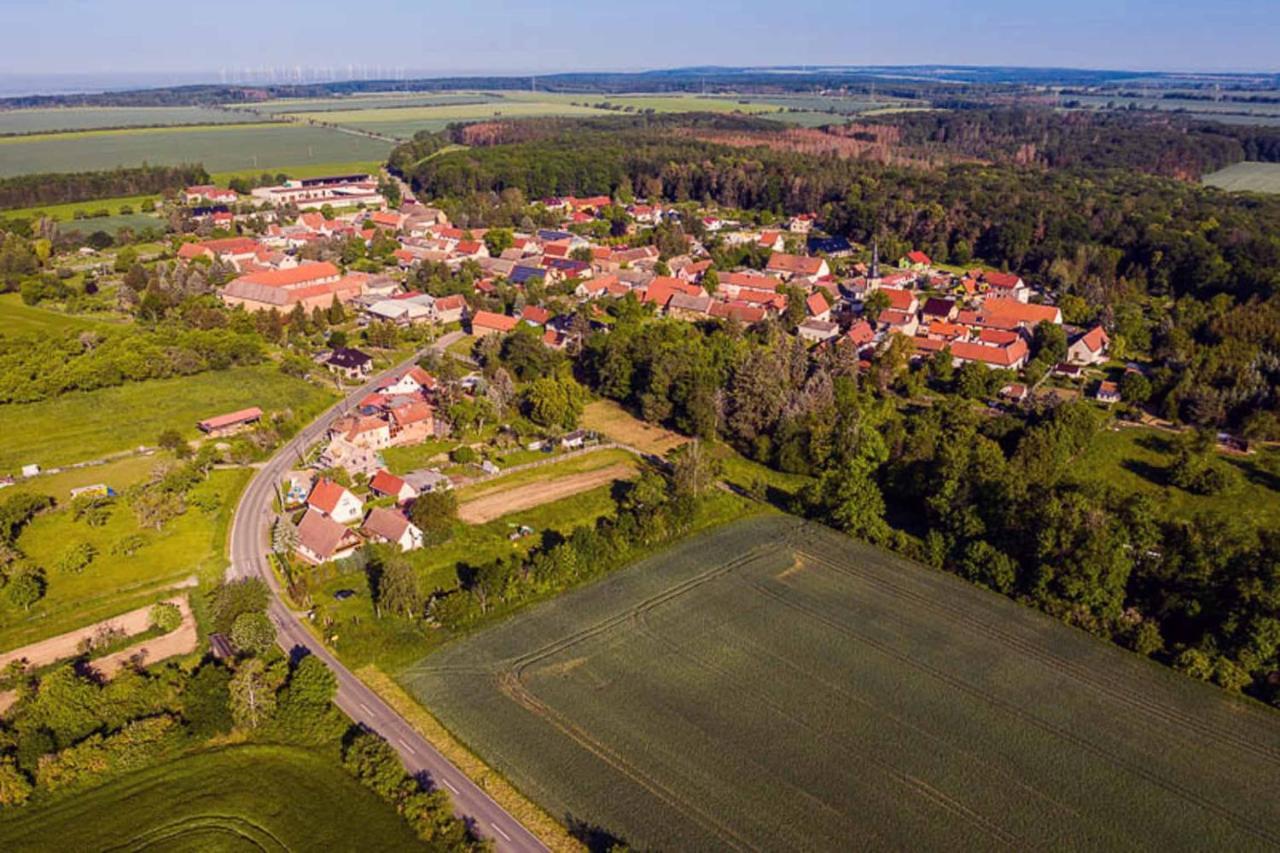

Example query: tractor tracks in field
[749,576,1280,848]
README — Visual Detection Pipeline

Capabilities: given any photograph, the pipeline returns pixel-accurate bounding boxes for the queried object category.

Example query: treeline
[399,125,1280,305]
[0,325,264,404]
[574,315,1280,704]
[0,164,208,212]
[861,108,1280,177]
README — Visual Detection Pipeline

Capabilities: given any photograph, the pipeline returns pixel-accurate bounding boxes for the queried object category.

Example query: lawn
[0,364,337,472]
[402,514,1280,850]
[381,438,454,475]
[0,106,268,135]
[0,124,391,178]
[0,744,426,850]
[57,211,165,236]
[0,293,126,336]
[1069,426,1280,529]
[580,399,689,456]
[0,460,249,650]
[0,192,160,219]
[1203,161,1280,193]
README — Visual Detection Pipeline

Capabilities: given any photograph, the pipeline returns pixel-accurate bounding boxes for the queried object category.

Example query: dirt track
[458,464,634,524]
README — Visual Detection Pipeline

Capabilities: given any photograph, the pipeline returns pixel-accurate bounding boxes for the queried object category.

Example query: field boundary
[355,666,583,853]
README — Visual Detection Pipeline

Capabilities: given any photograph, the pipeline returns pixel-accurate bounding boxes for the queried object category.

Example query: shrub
[149,602,183,633]
[56,542,96,575]
[110,533,148,556]
[450,445,478,465]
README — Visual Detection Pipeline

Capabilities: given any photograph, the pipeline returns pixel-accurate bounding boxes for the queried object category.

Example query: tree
[802,459,889,544]
[156,429,190,458]
[230,611,276,656]
[342,731,405,800]
[272,654,342,745]
[1119,371,1151,404]
[523,375,587,429]
[208,578,269,634]
[0,757,33,806]
[7,568,46,612]
[957,540,1018,593]
[484,228,514,256]
[408,490,458,547]
[863,289,891,318]
[371,555,422,619]
[669,440,720,497]
[228,657,284,730]
[1032,321,1068,363]
[183,663,233,738]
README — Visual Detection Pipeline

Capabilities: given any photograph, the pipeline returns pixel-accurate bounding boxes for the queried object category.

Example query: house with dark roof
[807,235,853,257]
[296,509,362,565]
[361,507,423,552]
[324,347,373,380]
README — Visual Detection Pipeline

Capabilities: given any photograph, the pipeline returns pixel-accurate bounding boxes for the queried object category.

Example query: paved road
[227,343,546,853]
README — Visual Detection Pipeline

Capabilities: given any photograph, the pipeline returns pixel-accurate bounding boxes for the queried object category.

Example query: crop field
[0,192,160,219]
[403,515,1280,850]
[459,463,635,524]
[1203,161,1280,193]
[1,460,248,650]
[0,745,426,850]
[247,92,505,113]
[58,211,165,236]
[0,124,391,177]
[287,102,617,139]
[0,364,337,471]
[0,106,268,135]
[1066,94,1280,125]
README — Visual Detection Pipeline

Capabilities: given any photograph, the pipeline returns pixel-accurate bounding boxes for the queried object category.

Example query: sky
[1,0,1278,83]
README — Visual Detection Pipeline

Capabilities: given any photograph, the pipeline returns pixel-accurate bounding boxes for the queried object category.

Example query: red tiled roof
[370,470,407,497]
[520,305,552,325]
[642,276,704,307]
[906,250,931,265]
[472,310,518,332]
[297,509,359,561]
[846,320,875,346]
[951,338,1030,367]
[362,506,411,542]
[236,261,340,288]
[879,288,916,311]
[767,253,824,276]
[307,478,350,515]
[806,292,830,316]
[197,406,262,431]
[1077,325,1110,353]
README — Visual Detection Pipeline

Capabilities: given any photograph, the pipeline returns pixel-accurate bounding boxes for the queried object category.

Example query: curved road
[227,335,546,852]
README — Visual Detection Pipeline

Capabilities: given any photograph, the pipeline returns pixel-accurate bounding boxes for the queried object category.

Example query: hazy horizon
[1,0,1276,94]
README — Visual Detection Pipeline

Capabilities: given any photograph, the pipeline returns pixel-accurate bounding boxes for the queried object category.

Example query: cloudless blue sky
[2,0,1277,78]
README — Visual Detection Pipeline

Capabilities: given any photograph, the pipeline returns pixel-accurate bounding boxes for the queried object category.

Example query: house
[845,320,875,348]
[378,365,435,397]
[403,468,452,494]
[560,429,589,449]
[788,214,816,234]
[295,509,362,565]
[366,298,433,325]
[197,407,262,438]
[666,292,713,319]
[325,347,373,380]
[361,507,424,552]
[471,311,519,338]
[900,251,932,270]
[877,287,920,315]
[797,319,840,344]
[999,383,1030,403]
[1094,380,1122,405]
[1068,326,1111,365]
[806,291,831,322]
[708,301,767,324]
[307,478,364,524]
[184,185,238,204]
[432,294,467,324]
[332,414,392,450]
[950,338,1030,370]
[974,298,1062,330]
[982,271,1030,303]
[878,309,919,337]
[1054,362,1084,379]
[921,297,957,322]
[388,401,436,445]
[757,231,786,252]
[519,305,553,327]
[369,470,417,504]
[766,253,830,281]
[807,235,853,257]
[642,277,705,310]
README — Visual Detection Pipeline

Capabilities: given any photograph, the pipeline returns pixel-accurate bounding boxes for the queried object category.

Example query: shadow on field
[1120,458,1170,488]
[565,814,630,853]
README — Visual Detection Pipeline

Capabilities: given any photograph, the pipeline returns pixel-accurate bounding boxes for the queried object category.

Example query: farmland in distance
[0,106,270,135]
[1203,161,1280,193]
[403,514,1280,850]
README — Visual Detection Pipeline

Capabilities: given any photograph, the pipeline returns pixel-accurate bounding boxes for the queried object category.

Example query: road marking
[358,701,372,715]
[442,779,459,793]
[491,823,512,841]
[396,737,415,753]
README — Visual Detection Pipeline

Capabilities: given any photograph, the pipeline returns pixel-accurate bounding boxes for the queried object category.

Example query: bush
[230,611,275,656]
[149,602,183,633]
[56,542,96,575]
[110,533,148,556]
[450,446,478,465]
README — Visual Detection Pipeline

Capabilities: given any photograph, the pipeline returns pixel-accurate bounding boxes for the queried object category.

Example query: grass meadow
[1,459,249,650]
[402,514,1280,850]
[0,124,391,177]
[0,193,161,219]
[0,293,126,337]
[1069,426,1280,529]
[1203,161,1280,193]
[0,745,426,850]
[0,364,337,471]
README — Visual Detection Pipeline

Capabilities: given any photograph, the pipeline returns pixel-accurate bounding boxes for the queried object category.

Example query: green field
[288,102,617,139]
[0,293,125,336]
[0,745,426,850]
[1069,426,1280,528]
[1,460,248,650]
[0,364,337,472]
[0,106,271,135]
[57,211,165,236]
[247,92,504,114]
[0,124,391,177]
[0,192,161,219]
[1203,161,1280,193]
[403,515,1280,850]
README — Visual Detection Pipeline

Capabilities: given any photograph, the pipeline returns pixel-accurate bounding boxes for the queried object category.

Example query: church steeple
[869,237,880,280]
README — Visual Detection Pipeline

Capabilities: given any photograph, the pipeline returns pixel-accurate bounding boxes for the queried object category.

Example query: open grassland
[1069,426,1280,529]
[0,745,426,850]
[403,515,1280,850]
[0,461,248,651]
[0,293,126,336]
[0,192,160,219]
[455,447,637,502]
[1203,161,1280,193]
[0,364,337,471]
[581,399,690,456]
[209,159,384,185]
[288,102,616,139]
[0,124,391,177]
[0,106,269,135]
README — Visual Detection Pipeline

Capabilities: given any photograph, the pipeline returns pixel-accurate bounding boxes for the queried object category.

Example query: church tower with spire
[869,237,881,281]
